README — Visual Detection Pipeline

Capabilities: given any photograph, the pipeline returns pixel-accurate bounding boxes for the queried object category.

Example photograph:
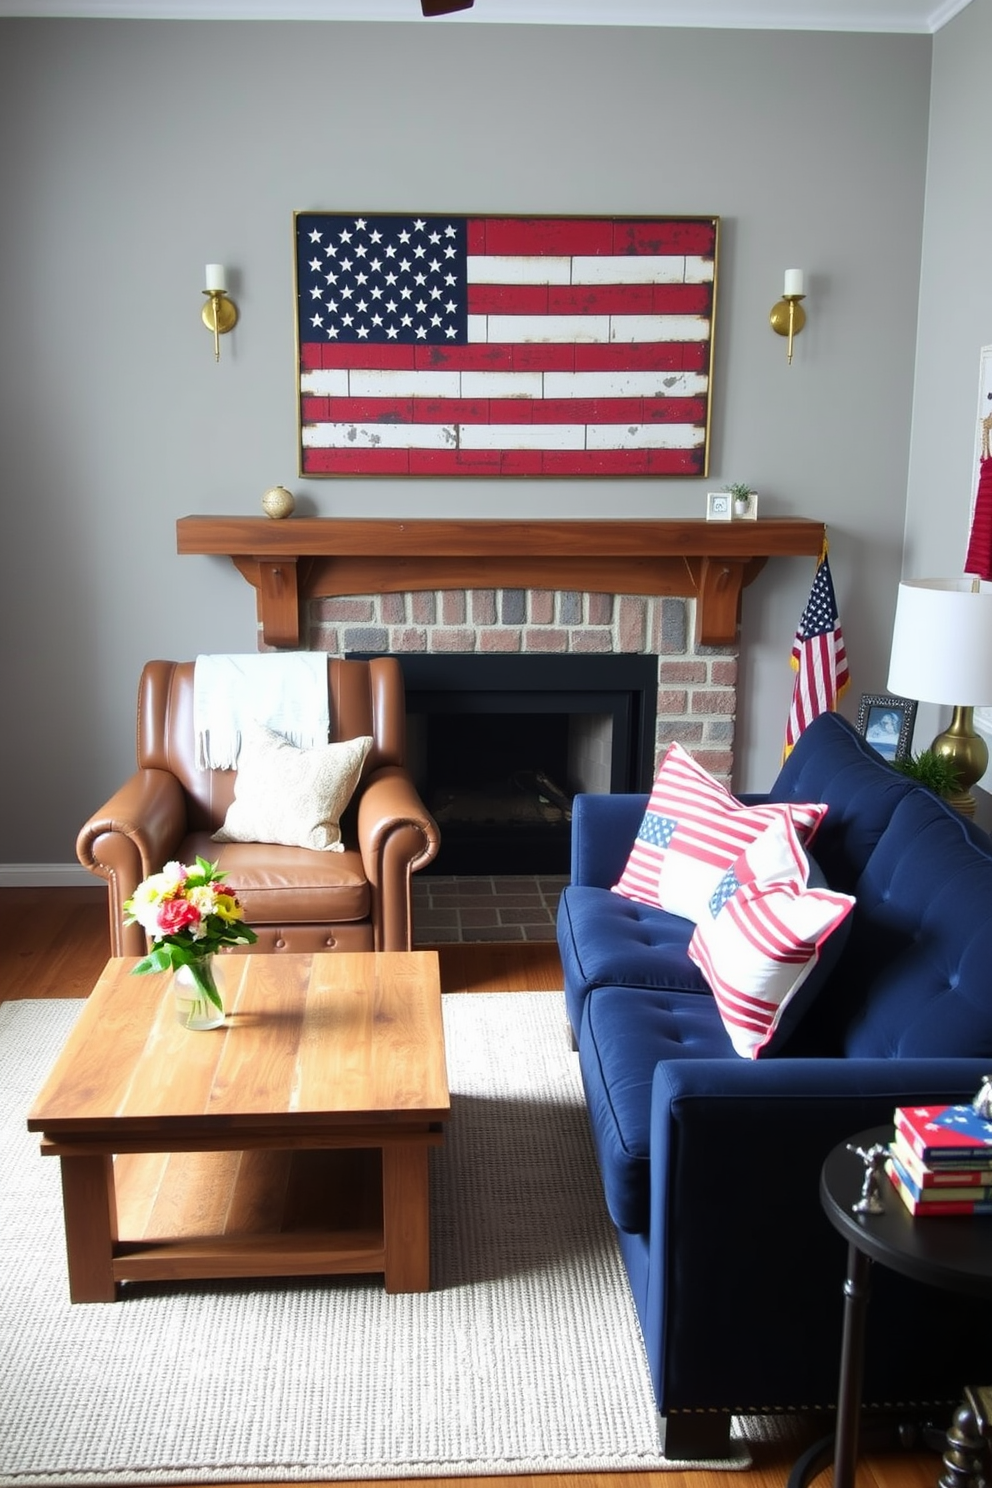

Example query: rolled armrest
[356,767,441,952]
[655,1053,991,1109]
[75,769,187,955]
[652,1055,991,1190]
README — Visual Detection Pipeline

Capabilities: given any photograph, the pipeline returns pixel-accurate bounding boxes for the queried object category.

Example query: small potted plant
[892,749,962,799]
[725,482,756,519]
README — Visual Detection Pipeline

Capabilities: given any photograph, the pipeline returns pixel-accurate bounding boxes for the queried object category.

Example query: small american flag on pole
[783,545,850,758]
[294,212,717,477]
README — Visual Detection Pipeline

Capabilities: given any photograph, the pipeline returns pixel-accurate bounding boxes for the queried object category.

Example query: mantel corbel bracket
[691,556,768,646]
[233,556,312,649]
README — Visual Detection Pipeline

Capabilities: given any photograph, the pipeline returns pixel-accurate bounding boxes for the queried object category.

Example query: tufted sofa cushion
[558,885,709,1034]
[842,789,992,1057]
[578,984,734,1234]
[774,781,992,1056]
[558,839,843,1044]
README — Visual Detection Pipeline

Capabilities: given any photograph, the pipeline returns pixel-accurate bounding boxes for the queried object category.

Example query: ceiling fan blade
[421,0,474,13]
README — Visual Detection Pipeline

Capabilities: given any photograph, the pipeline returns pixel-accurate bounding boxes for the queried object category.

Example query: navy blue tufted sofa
[556,711,992,1460]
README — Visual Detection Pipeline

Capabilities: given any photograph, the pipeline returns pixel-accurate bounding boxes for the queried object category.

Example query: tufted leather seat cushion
[181,832,371,924]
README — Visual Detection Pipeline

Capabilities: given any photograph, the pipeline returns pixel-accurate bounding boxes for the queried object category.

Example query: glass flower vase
[172,956,226,1031]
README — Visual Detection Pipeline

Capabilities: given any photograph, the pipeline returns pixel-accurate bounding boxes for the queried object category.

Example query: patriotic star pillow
[612,740,827,924]
[687,814,855,1059]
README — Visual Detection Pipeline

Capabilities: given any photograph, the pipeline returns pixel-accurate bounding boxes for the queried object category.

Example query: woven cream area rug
[0,993,751,1484]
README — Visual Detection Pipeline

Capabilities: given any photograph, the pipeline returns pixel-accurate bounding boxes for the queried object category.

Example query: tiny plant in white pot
[726,482,755,517]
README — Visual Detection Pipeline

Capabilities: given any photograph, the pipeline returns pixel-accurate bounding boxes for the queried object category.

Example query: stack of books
[886,1104,992,1216]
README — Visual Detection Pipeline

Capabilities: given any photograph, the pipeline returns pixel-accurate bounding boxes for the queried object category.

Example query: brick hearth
[412,874,567,945]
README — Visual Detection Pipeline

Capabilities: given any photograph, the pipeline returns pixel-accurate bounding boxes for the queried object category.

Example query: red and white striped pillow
[612,741,827,925]
[687,814,855,1059]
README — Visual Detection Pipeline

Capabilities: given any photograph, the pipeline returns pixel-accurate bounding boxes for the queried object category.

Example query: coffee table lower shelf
[46,1138,443,1302]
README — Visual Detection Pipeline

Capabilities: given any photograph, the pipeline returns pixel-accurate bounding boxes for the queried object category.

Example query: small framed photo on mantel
[706,491,759,520]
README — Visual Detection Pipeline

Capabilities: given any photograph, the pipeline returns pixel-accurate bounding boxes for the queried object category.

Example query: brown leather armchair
[77,657,440,957]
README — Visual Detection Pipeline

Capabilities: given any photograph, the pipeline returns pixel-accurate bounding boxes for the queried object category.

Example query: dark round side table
[799,1125,992,1488]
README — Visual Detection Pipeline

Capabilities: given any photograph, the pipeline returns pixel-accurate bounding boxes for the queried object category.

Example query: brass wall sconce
[769,269,806,364]
[201,264,238,362]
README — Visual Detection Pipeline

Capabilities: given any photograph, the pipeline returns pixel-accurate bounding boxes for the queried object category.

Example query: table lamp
[887,577,992,815]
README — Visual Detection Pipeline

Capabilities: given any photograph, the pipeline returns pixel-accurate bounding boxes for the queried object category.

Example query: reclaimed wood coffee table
[27,951,449,1303]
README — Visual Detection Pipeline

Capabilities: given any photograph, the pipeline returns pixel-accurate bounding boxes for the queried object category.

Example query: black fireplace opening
[351,652,657,875]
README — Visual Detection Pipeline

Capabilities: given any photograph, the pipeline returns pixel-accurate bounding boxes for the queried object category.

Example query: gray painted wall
[905,0,992,765]
[0,17,933,870]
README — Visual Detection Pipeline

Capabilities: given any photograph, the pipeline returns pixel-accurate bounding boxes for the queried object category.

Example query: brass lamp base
[932,705,989,817]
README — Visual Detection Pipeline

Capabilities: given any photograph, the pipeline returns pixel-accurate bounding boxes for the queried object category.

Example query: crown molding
[0,0,973,30]
[925,0,973,27]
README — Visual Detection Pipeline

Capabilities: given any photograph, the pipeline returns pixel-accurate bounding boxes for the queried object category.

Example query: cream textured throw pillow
[213,723,373,853]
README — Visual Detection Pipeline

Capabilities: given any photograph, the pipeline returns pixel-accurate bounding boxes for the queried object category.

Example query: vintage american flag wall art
[294,212,718,477]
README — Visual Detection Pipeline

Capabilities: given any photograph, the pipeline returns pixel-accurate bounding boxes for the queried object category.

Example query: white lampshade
[887,577,992,706]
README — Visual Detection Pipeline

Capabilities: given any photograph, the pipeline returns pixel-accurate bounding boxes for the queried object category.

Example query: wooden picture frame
[855,693,918,764]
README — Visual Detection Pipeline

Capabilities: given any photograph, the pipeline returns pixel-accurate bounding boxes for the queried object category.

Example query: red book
[893,1104,992,1164]
[891,1131,992,1187]
[886,1160,992,1217]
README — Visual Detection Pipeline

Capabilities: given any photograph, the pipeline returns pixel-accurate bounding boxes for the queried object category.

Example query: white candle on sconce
[770,270,808,363]
[205,264,227,293]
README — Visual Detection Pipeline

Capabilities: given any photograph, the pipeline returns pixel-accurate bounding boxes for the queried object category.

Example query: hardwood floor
[0,886,114,1000]
[0,888,566,999]
[0,888,942,1488]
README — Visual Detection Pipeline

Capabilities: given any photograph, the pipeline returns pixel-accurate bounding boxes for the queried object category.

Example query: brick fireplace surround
[314,580,734,946]
[316,583,735,943]
[309,584,737,781]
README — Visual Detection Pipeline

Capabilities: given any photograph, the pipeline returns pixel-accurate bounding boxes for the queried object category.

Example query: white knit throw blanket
[192,653,330,771]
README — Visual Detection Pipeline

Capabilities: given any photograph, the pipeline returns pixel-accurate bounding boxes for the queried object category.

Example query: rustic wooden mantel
[176,516,826,650]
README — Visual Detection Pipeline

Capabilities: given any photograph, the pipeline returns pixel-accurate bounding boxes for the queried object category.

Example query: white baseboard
[0,864,100,888]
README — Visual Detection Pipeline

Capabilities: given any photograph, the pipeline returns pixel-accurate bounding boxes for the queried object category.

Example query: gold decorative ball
[261,485,295,520]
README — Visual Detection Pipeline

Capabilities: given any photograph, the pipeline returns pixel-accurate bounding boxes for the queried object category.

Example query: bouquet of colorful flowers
[123,856,257,1008]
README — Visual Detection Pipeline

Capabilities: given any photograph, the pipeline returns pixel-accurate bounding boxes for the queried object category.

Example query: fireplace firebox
[352,653,657,875]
